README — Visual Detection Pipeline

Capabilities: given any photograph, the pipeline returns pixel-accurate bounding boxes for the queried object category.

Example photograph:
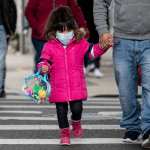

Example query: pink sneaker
[60,128,70,145]
[72,120,83,138]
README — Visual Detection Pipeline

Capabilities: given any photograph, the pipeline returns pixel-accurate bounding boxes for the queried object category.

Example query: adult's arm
[93,0,112,36]
[1,0,17,35]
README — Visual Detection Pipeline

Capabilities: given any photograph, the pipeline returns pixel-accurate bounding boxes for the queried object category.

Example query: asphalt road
[0,95,146,150]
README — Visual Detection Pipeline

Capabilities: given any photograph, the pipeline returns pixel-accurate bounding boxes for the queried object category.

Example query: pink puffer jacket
[38,38,107,103]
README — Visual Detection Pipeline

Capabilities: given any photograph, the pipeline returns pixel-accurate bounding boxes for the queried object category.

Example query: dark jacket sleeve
[67,0,87,28]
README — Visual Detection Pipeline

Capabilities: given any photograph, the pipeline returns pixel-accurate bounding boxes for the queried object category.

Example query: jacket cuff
[91,44,106,59]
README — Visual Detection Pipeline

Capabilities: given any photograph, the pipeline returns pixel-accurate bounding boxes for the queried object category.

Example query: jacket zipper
[64,48,71,101]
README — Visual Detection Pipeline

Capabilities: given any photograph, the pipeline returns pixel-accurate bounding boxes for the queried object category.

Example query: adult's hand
[79,27,87,37]
[100,33,113,49]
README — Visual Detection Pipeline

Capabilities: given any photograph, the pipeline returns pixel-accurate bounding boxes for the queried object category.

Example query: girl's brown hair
[44,6,84,41]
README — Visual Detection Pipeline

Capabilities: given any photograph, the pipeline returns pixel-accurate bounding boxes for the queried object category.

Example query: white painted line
[85,102,120,105]
[88,98,119,101]
[0,116,121,121]
[0,101,33,104]
[0,101,120,105]
[0,125,122,130]
[2,97,120,102]
[98,111,122,116]
[0,138,141,145]
[0,111,42,114]
[2,96,29,100]
[0,105,121,109]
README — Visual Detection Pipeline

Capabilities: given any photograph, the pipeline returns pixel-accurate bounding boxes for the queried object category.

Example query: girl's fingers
[41,66,49,73]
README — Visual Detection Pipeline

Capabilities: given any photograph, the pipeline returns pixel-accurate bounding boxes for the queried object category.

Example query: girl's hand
[41,65,49,74]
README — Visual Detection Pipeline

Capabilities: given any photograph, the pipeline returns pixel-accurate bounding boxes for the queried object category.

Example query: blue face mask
[56,31,74,45]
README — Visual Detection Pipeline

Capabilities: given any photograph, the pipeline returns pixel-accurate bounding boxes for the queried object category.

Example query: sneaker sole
[123,138,140,144]
[60,143,71,146]
[142,137,150,148]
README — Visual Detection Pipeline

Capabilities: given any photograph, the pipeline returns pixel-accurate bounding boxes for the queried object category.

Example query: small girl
[38,6,111,145]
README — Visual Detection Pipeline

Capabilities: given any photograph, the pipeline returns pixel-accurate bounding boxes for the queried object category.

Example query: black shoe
[123,130,141,143]
[0,91,6,98]
[142,130,150,148]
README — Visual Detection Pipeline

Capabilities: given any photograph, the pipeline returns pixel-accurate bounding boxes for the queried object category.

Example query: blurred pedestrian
[77,0,104,78]
[94,0,150,148]
[25,0,87,71]
[37,6,111,145]
[0,0,17,97]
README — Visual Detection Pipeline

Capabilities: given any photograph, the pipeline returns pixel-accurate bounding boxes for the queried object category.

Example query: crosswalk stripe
[0,101,33,104]
[0,111,42,114]
[2,96,28,100]
[0,96,129,148]
[0,116,121,120]
[88,98,119,102]
[0,125,122,130]
[98,111,121,116]
[85,102,120,104]
[0,97,120,102]
[0,101,120,105]
[0,105,121,109]
[0,138,141,145]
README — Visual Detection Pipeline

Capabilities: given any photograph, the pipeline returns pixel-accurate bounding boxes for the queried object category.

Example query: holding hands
[100,33,113,50]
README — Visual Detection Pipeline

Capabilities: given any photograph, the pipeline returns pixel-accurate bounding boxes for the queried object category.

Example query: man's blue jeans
[113,38,150,134]
[0,25,7,93]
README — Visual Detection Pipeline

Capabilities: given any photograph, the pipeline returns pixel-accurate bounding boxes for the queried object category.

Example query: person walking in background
[94,0,150,148]
[37,6,111,145]
[0,0,17,97]
[77,0,104,78]
[25,0,87,71]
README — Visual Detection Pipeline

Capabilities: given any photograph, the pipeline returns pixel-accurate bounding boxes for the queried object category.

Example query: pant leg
[0,25,7,93]
[88,29,100,69]
[2,66,6,92]
[32,38,45,71]
[113,38,141,131]
[94,57,101,69]
[139,40,150,134]
[69,100,83,121]
[55,103,69,129]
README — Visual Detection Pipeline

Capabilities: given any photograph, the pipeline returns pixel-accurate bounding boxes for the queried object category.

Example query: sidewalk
[6,50,118,97]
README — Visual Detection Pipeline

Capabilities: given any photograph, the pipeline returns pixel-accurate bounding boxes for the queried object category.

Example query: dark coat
[0,0,17,35]
[77,0,99,43]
